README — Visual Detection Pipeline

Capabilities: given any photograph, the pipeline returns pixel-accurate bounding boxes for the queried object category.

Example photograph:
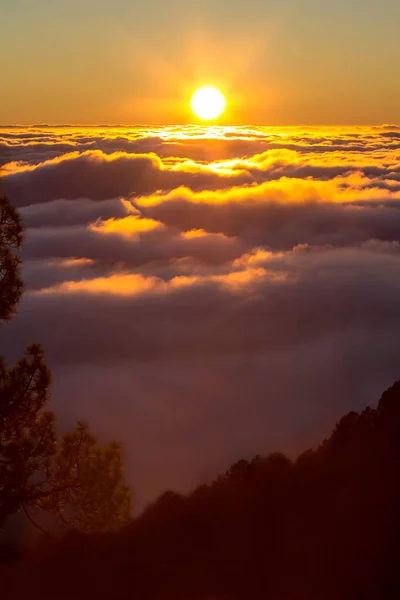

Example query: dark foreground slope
[3,382,400,600]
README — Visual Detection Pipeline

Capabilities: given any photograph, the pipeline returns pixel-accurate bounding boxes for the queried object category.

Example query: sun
[190,86,227,120]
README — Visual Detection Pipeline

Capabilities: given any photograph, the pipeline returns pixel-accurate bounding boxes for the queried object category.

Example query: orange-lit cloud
[3,124,400,510]
[90,215,162,237]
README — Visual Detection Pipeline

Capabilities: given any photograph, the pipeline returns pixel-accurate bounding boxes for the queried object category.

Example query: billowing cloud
[2,149,257,206]
[1,124,400,510]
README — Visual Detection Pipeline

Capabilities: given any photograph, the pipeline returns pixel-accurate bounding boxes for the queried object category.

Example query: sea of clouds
[1,124,400,509]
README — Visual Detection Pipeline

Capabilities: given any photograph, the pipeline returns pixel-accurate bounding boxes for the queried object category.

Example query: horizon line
[0,123,399,129]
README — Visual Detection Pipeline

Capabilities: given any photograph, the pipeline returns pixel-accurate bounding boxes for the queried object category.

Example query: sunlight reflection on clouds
[2,124,400,508]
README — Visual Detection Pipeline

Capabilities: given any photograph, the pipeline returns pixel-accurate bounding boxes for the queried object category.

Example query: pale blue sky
[1,0,399,123]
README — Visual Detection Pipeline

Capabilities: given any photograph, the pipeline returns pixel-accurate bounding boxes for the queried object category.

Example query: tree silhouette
[0,195,131,533]
[0,196,23,322]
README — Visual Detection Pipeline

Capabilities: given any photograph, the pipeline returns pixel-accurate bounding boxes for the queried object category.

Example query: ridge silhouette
[2,381,400,599]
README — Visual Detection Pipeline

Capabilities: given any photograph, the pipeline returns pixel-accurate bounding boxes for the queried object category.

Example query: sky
[1,0,400,124]
[2,123,400,511]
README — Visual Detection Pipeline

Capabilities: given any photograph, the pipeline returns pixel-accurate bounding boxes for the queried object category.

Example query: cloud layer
[1,124,400,509]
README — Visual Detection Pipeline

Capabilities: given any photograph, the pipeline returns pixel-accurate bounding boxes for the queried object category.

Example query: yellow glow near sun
[190,86,227,120]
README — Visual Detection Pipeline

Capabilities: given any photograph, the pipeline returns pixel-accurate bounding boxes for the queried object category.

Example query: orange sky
[1,0,400,125]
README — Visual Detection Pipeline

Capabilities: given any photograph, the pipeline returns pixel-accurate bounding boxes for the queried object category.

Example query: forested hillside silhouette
[2,380,400,599]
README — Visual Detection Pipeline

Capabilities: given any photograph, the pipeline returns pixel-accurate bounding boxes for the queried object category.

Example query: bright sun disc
[190,86,227,120]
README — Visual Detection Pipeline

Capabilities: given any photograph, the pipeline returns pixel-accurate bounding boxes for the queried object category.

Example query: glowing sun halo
[190,86,227,120]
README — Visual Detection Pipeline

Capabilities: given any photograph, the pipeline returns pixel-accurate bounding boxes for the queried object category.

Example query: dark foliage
[0,196,23,322]
[0,195,131,534]
[2,382,400,599]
